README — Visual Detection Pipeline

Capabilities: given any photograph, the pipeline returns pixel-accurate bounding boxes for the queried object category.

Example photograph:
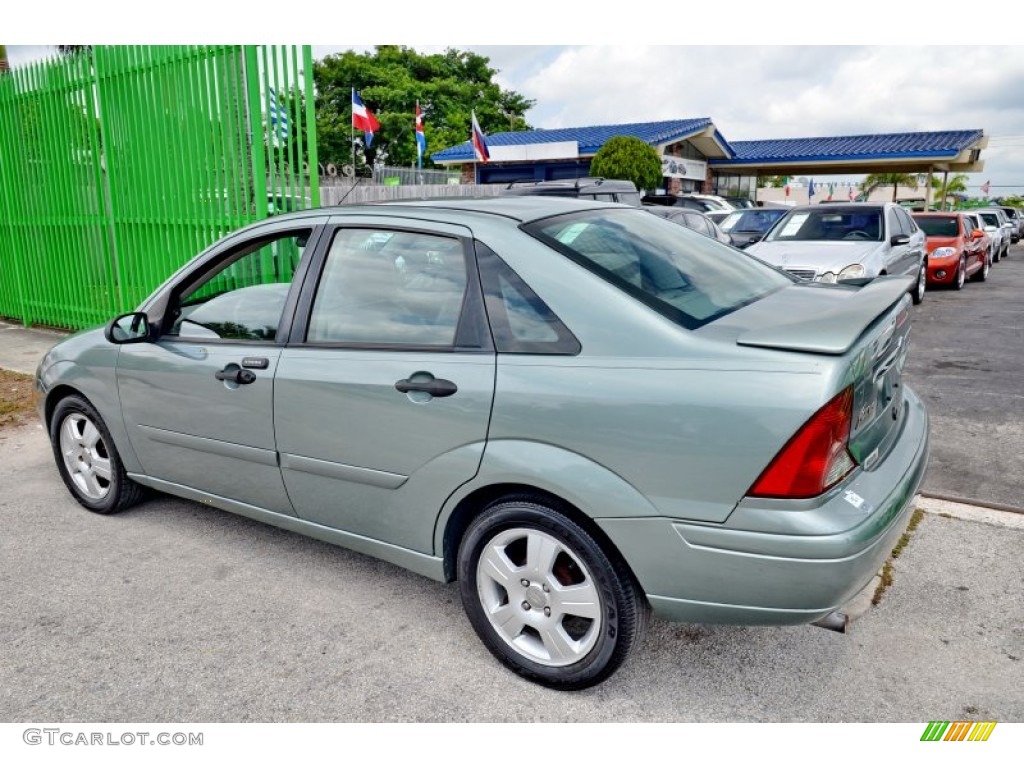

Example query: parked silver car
[746,203,928,305]
[37,198,929,689]
[975,208,1013,260]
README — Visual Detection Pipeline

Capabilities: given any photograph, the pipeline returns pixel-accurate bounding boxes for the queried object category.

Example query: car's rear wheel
[50,395,146,515]
[973,251,991,282]
[458,499,648,690]
[912,260,926,305]
[954,257,966,290]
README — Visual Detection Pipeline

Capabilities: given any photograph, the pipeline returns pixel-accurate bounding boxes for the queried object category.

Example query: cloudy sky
[8,4,1024,195]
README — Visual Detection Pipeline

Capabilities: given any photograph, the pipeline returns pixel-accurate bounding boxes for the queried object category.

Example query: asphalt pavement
[902,244,1024,509]
[0,422,1021,722]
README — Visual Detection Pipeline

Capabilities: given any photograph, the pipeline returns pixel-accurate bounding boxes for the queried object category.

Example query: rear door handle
[394,377,458,398]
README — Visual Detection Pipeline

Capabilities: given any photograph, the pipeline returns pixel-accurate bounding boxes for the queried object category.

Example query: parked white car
[746,202,928,304]
[974,209,1012,260]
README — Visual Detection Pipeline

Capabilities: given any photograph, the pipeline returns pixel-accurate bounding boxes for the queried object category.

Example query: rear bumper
[597,387,930,626]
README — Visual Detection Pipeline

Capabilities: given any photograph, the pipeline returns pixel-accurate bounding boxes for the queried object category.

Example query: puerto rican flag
[352,89,380,148]
[415,101,426,167]
[471,110,490,163]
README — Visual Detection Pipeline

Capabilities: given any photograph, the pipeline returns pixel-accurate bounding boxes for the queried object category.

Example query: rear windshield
[979,212,1001,227]
[765,209,883,242]
[913,216,960,237]
[524,208,793,329]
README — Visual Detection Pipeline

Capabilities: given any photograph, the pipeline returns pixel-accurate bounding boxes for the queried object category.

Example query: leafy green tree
[589,135,663,192]
[761,175,787,189]
[314,46,534,173]
[0,45,9,73]
[860,173,918,202]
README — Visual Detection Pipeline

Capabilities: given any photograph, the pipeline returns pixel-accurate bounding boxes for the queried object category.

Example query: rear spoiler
[736,276,914,355]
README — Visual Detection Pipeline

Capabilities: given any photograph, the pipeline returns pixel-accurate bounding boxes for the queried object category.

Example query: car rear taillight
[748,386,857,499]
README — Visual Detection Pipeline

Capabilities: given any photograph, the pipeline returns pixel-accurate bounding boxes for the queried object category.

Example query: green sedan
[37,197,929,689]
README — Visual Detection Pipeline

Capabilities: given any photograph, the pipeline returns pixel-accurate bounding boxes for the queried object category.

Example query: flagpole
[350,87,356,182]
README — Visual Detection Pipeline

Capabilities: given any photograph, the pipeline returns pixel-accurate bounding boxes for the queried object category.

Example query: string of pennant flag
[349,89,491,166]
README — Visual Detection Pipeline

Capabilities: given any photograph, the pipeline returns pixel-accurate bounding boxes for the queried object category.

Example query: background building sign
[489,141,580,162]
[661,155,707,181]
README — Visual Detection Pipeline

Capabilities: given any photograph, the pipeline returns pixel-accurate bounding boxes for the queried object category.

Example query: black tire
[458,499,648,690]
[972,251,991,282]
[911,260,926,305]
[993,245,1001,264]
[953,257,966,290]
[49,394,147,515]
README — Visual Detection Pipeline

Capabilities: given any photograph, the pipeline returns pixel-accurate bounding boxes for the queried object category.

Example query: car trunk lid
[707,275,915,473]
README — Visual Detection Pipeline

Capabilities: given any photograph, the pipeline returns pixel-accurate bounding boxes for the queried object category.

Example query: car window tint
[887,209,905,237]
[169,230,311,341]
[913,216,959,237]
[475,242,579,355]
[308,228,468,346]
[895,208,916,235]
[525,208,792,330]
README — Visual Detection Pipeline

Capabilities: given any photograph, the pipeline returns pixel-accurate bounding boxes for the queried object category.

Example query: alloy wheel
[59,413,112,500]
[475,527,602,667]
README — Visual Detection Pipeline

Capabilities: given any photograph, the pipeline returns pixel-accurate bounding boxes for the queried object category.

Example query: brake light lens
[749,386,857,499]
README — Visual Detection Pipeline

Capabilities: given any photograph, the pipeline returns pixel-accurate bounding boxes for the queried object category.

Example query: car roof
[263,195,633,226]
[786,203,886,212]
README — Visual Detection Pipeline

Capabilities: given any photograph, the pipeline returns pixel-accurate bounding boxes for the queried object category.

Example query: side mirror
[105,312,154,344]
[972,229,985,240]
[890,234,911,246]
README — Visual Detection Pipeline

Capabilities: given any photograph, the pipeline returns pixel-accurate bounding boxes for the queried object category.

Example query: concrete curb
[842,492,1024,626]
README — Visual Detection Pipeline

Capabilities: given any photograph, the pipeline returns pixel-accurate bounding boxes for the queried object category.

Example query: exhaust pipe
[812,611,849,634]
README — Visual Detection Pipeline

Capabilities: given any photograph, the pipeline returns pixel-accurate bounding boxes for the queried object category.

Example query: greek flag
[269,88,289,141]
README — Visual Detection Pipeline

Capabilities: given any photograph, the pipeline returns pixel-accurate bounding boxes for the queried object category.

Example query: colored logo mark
[921,721,997,741]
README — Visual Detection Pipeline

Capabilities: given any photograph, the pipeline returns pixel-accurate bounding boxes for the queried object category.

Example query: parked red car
[912,212,990,289]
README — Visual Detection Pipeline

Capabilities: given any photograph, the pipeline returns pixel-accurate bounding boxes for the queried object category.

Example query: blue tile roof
[431,118,725,162]
[712,129,984,166]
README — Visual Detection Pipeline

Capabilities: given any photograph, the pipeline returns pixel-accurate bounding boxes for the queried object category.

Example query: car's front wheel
[458,499,648,690]
[912,259,927,305]
[50,395,147,515]
[954,256,966,290]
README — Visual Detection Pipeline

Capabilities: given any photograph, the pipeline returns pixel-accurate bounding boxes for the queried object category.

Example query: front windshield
[765,208,883,242]
[524,208,793,329]
[913,216,959,237]
[719,209,786,234]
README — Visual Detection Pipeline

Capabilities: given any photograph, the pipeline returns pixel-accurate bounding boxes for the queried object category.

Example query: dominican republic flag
[268,88,289,141]
[352,89,380,148]
[415,101,426,168]
[807,178,816,201]
[783,176,790,197]
[848,186,855,201]
[981,180,991,195]
[471,110,490,163]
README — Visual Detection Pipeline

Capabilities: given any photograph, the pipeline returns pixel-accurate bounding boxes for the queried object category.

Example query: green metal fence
[0,45,319,330]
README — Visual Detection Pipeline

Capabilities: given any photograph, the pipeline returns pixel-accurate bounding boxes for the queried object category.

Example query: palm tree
[861,173,918,202]
[929,174,968,211]
[0,45,9,74]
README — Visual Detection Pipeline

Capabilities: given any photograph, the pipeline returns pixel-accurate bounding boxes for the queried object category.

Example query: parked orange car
[912,212,990,289]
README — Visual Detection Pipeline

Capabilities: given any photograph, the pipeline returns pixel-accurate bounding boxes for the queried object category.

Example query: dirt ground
[0,369,37,431]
